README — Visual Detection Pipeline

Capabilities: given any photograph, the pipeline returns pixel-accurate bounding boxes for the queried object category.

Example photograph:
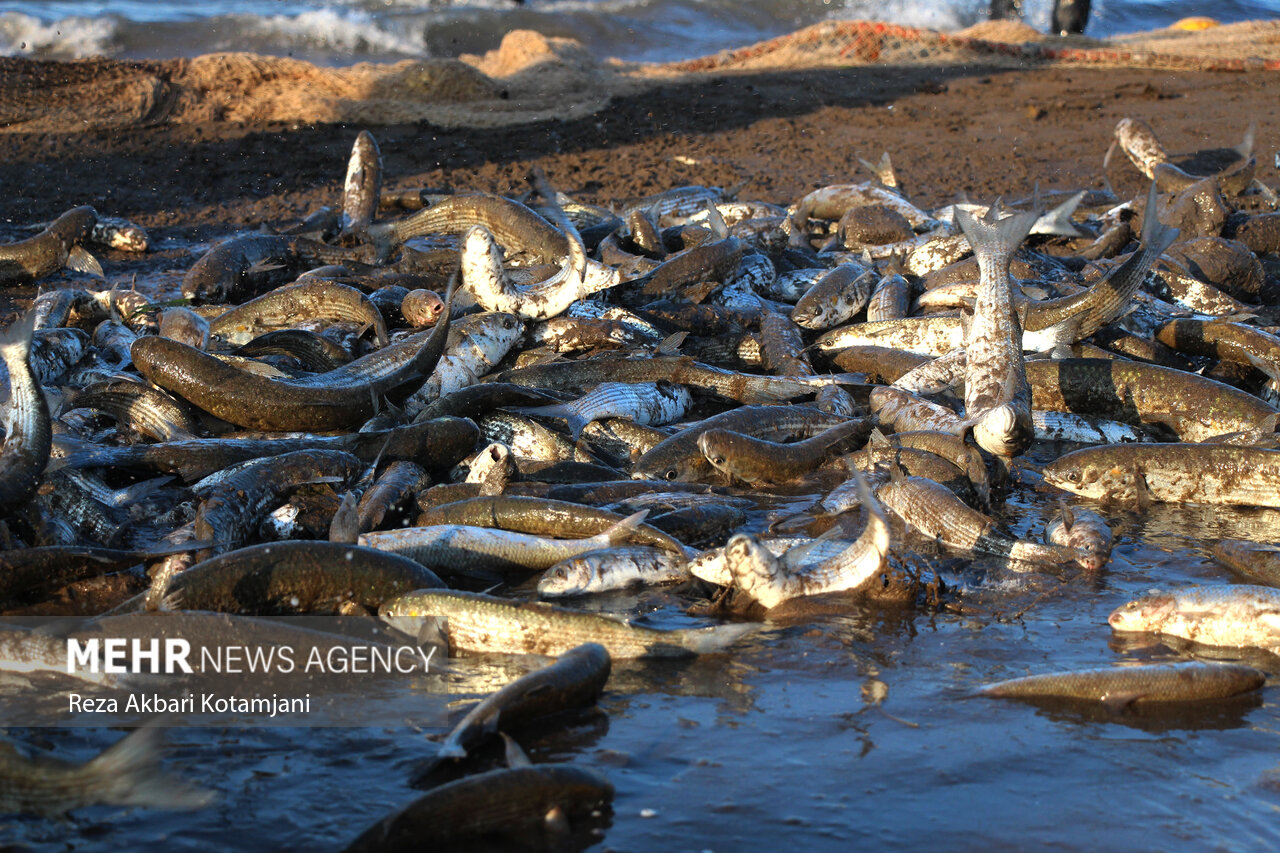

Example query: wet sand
[1,57,1275,236]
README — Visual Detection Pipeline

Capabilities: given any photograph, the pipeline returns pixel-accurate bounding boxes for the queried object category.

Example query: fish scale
[379,589,756,658]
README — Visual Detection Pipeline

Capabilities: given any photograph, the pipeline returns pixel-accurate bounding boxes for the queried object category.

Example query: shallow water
[0,0,1277,65]
[4,475,1280,850]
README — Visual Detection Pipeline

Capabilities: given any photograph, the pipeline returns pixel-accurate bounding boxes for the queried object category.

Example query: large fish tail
[512,402,588,440]
[955,204,1040,264]
[87,727,216,811]
[1034,190,1085,237]
[588,509,650,550]
[1137,180,1180,260]
[0,310,36,366]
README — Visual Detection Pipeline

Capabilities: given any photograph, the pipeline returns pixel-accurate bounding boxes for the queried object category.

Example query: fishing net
[0,18,1276,133]
[660,19,1280,74]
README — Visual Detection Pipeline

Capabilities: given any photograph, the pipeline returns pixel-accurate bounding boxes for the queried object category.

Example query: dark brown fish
[0,206,97,286]
[342,765,613,853]
[409,643,611,787]
[112,540,444,615]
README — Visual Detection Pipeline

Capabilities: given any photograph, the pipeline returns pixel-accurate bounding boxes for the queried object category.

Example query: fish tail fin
[87,727,215,811]
[859,152,899,190]
[852,468,892,557]
[1235,120,1257,159]
[564,412,590,442]
[0,310,36,363]
[680,622,758,654]
[955,203,1040,266]
[512,402,585,437]
[1037,190,1086,237]
[598,509,650,548]
[1138,181,1180,257]
[435,740,468,760]
[1057,497,1076,530]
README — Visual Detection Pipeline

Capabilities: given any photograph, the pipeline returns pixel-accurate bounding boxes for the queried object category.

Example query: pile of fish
[1,116,1279,840]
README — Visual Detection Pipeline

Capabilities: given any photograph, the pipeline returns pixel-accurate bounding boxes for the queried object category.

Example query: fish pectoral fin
[416,616,450,655]
[1101,691,1143,712]
[543,804,572,842]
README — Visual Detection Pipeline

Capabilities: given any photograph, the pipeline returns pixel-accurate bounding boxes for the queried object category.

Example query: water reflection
[1009,691,1264,734]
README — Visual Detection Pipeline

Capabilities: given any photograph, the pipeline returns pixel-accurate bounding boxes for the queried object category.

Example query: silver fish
[0,728,213,818]
[1109,584,1280,651]
[515,381,692,441]
[955,204,1038,457]
[538,546,690,597]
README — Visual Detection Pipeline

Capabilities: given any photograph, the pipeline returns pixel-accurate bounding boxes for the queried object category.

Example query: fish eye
[663,469,678,480]
[1066,471,1079,482]
[710,456,725,466]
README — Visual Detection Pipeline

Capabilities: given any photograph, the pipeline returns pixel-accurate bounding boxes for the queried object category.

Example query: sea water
[0,0,1277,65]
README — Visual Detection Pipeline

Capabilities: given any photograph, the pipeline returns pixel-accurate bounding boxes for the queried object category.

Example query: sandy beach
[1,26,1275,239]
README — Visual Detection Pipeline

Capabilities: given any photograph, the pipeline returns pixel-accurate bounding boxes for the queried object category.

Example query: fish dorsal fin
[500,732,533,768]
[1057,498,1075,530]
[655,330,687,355]
[702,200,729,239]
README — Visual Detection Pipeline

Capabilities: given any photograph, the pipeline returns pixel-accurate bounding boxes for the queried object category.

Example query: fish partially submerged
[1211,540,1280,587]
[343,763,613,853]
[0,728,213,818]
[1109,585,1280,651]
[1044,502,1113,571]
[434,643,610,762]
[719,470,891,609]
[977,661,1265,707]
[379,589,757,657]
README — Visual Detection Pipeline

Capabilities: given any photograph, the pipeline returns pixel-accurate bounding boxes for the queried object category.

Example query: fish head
[688,549,733,586]
[631,455,705,482]
[1074,548,1109,572]
[789,301,821,329]
[723,533,779,591]
[377,595,422,635]
[536,562,579,596]
[182,269,230,304]
[1108,593,1176,632]
[696,431,735,476]
[972,405,1034,458]
[1041,453,1109,498]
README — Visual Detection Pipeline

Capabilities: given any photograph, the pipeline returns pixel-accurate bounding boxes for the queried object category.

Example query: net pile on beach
[664,19,1280,73]
[0,19,1278,134]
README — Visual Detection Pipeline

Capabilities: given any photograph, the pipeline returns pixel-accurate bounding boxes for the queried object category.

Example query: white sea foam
[232,9,428,58]
[0,12,119,58]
